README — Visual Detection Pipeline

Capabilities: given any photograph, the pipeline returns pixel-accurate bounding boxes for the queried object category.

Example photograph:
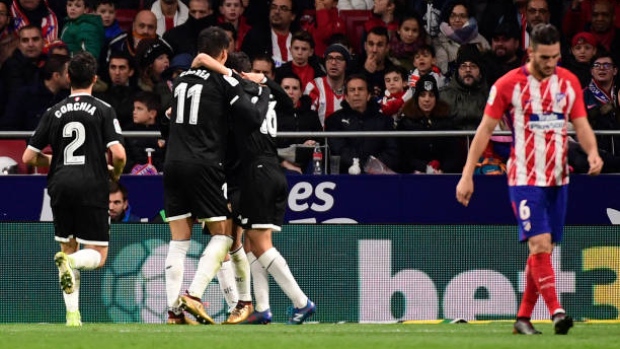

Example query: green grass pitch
[1,322,619,349]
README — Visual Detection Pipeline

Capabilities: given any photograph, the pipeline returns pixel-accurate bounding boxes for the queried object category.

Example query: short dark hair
[68,51,98,89]
[95,0,115,9]
[278,71,301,85]
[441,0,474,23]
[414,43,435,57]
[197,26,231,57]
[217,22,237,40]
[109,50,134,70]
[252,54,275,74]
[109,181,128,200]
[42,54,71,80]
[366,26,389,42]
[226,51,251,72]
[384,65,408,81]
[18,24,42,37]
[292,30,315,49]
[133,91,161,111]
[344,74,369,93]
[530,23,560,48]
[592,49,616,66]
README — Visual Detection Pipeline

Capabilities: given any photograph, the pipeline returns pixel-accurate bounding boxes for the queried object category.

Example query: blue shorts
[508,185,568,243]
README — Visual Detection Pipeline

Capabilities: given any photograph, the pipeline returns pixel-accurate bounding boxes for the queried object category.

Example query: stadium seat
[301,9,372,55]
[0,140,28,174]
[340,10,372,55]
[116,9,138,32]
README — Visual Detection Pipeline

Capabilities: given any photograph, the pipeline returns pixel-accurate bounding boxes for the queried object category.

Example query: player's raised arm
[455,114,500,207]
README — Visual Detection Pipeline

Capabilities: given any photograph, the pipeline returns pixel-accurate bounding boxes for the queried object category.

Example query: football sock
[188,235,232,299]
[70,249,101,270]
[165,240,190,309]
[517,256,538,319]
[63,269,80,312]
[249,252,270,312]
[230,245,252,302]
[216,260,238,309]
[530,252,562,316]
[258,248,308,309]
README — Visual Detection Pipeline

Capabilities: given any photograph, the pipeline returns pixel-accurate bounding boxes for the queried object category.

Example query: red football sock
[530,252,562,316]
[517,256,539,319]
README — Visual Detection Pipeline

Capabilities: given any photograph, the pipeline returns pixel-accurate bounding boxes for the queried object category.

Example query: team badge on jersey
[555,92,567,109]
[113,118,123,134]
[487,86,497,106]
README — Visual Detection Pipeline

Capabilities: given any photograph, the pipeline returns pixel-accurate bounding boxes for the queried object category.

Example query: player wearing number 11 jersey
[162,27,268,325]
[23,51,127,326]
[456,24,603,335]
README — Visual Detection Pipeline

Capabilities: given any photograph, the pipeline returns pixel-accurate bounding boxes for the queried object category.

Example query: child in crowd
[60,0,105,59]
[390,13,428,71]
[564,31,598,87]
[408,43,445,92]
[95,0,125,44]
[276,31,325,89]
[381,65,411,125]
[135,38,173,92]
[217,0,251,51]
[125,91,166,174]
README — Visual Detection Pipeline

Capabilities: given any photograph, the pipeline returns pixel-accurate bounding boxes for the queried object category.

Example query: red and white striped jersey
[484,66,586,187]
[303,76,344,127]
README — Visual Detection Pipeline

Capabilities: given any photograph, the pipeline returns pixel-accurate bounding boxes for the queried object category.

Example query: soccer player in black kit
[163,27,269,325]
[192,52,316,325]
[22,51,127,327]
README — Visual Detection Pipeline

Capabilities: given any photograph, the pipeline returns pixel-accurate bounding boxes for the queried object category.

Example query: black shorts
[164,161,230,222]
[228,183,243,226]
[52,205,110,246]
[240,157,287,231]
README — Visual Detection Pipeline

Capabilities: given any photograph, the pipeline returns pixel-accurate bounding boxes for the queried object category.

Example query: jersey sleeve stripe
[27,144,42,153]
[106,140,121,148]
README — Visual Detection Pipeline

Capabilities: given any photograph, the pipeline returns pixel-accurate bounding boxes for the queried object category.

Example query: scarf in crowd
[439,17,479,45]
[10,0,58,44]
[587,79,616,106]
[389,35,423,59]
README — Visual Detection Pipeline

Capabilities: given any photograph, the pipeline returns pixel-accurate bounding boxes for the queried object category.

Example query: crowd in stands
[1,0,620,174]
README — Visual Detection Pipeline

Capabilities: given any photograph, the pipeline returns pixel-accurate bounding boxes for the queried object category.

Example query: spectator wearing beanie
[304,43,350,126]
[397,74,465,174]
[442,43,489,130]
[135,37,173,92]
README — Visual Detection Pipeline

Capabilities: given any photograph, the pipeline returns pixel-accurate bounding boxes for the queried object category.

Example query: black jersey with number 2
[28,93,124,208]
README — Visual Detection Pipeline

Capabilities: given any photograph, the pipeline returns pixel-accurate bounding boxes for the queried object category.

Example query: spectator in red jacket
[302,0,345,57]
